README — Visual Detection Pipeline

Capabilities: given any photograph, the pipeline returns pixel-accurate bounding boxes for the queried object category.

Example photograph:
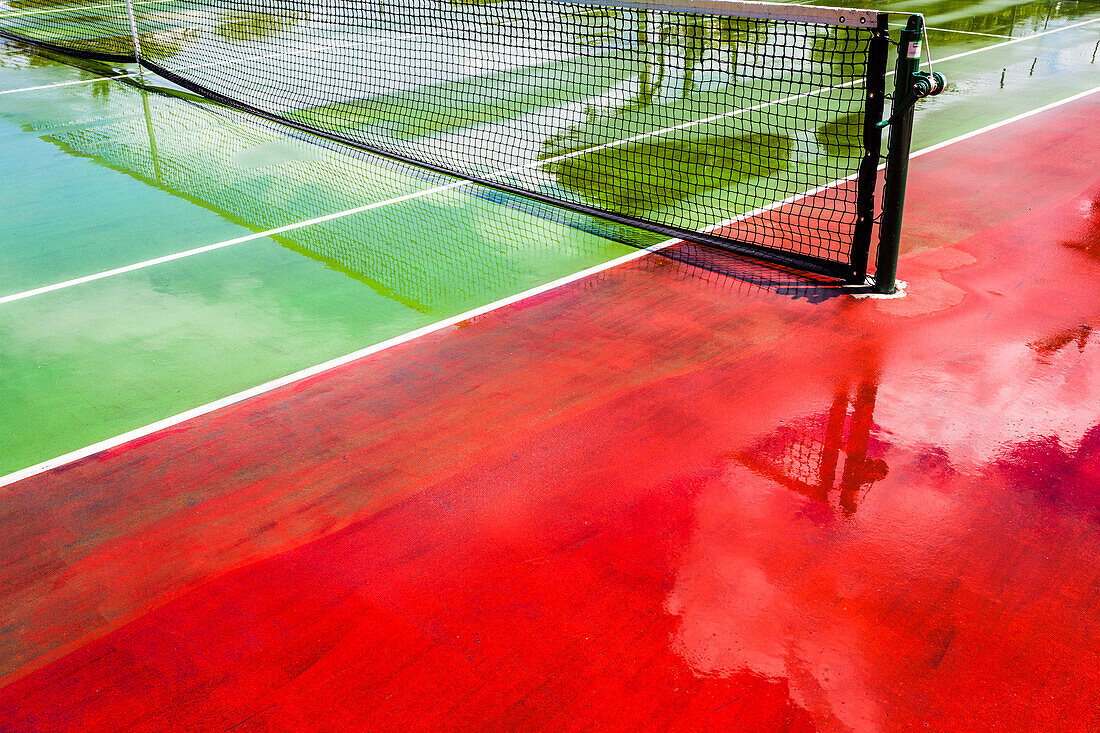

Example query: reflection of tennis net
[0,0,934,287]
[736,371,887,515]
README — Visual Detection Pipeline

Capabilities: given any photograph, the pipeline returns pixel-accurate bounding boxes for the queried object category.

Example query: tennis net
[0,0,929,287]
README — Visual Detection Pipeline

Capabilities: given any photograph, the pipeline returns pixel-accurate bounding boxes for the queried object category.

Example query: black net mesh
[0,0,137,60]
[0,0,889,280]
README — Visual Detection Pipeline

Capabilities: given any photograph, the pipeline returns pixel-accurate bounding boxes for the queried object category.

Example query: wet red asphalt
[1,94,1098,731]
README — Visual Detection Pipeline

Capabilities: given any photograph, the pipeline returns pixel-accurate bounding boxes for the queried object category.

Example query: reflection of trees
[928,0,1090,36]
[1029,324,1093,362]
[538,12,790,219]
[138,28,196,61]
[635,10,655,108]
[215,12,301,43]
[809,26,867,79]
[816,111,863,157]
[634,13,770,105]
[91,77,112,101]
[542,132,790,218]
[537,11,880,218]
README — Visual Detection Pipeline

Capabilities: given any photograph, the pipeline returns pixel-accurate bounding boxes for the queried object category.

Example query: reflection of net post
[736,369,887,515]
[836,376,888,514]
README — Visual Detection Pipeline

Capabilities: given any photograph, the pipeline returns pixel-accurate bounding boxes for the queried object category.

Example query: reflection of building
[736,358,887,515]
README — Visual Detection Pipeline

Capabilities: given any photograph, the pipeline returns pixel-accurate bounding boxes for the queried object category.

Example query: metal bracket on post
[123,0,144,80]
[873,13,945,295]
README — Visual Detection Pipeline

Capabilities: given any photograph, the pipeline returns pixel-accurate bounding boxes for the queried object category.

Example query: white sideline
[0,182,476,305]
[908,84,1100,160]
[1,84,1098,489]
[1,254,663,490]
[929,15,1099,66]
[0,70,138,94]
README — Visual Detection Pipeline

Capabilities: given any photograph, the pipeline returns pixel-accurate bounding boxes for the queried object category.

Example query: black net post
[849,14,890,283]
[874,13,923,295]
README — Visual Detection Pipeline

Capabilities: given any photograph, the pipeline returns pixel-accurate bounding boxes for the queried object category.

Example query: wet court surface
[1,0,1099,730]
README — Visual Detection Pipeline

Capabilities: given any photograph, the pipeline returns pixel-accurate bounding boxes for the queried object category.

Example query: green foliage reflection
[215,12,300,43]
[543,133,791,216]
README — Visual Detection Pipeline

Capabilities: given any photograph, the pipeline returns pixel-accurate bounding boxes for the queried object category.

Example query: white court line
[1,83,1098,490]
[909,83,1100,159]
[0,70,138,94]
[0,0,183,20]
[0,255,665,489]
[0,180,478,305]
[930,16,1099,65]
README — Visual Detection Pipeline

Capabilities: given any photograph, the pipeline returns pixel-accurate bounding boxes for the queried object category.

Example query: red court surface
[1,94,1098,731]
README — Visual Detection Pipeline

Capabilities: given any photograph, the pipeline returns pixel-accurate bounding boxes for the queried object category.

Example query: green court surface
[1,0,1098,476]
